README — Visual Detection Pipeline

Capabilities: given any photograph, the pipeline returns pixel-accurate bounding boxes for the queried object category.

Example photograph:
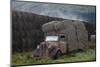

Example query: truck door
[59,35,67,54]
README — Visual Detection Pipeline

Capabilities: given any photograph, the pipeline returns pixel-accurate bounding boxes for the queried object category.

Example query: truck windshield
[45,36,58,41]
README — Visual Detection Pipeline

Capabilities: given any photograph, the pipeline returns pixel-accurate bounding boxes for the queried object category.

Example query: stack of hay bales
[89,35,96,49]
[90,35,96,42]
[42,20,88,52]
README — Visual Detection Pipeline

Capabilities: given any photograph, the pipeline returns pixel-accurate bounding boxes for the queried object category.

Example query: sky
[11,1,96,22]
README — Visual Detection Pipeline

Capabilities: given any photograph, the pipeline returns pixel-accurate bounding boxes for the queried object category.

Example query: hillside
[12,11,64,52]
[12,11,96,53]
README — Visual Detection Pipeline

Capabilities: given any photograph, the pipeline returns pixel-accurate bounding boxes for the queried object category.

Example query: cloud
[11,1,96,22]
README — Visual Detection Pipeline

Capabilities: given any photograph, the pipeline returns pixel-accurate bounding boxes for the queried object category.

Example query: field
[12,48,96,66]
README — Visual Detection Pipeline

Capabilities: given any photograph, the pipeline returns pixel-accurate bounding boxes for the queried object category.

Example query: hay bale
[42,20,88,51]
[90,35,96,42]
[74,21,88,50]
[42,21,58,32]
[89,35,96,49]
[42,20,73,32]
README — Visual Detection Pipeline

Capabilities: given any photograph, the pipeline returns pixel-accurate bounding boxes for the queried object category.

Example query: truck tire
[53,50,62,59]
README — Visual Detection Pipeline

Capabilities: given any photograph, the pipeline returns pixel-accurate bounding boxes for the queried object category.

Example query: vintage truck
[33,20,88,59]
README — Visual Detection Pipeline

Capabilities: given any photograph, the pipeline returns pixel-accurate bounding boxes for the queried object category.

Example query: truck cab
[33,35,67,59]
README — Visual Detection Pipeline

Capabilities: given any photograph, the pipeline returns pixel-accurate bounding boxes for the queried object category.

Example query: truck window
[59,35,65,41]
[45,36,58,41]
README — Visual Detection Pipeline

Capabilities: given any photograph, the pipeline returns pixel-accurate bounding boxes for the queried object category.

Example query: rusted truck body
[33,20,88,58]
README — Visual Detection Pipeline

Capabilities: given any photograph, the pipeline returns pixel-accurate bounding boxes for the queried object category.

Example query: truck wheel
[54,50,62,59]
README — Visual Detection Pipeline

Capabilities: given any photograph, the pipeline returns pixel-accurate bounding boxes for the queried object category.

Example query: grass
[11,48,96,66]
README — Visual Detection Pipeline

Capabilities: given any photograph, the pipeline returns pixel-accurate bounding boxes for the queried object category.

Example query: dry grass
[11,48,96,66]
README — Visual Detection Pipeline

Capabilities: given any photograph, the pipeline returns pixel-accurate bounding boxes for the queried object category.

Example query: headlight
[37,45,40,49]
